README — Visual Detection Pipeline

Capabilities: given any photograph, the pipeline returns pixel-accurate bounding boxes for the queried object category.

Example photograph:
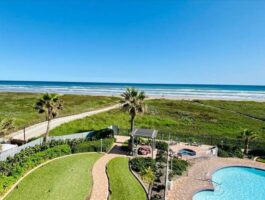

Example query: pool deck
[167,156,265,200]
[170,142,215,160]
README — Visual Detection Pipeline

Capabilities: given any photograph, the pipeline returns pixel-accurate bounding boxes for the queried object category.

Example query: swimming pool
[193,166,265,200]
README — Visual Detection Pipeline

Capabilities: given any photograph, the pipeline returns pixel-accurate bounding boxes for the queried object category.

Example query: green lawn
[5,153,102,200]
[50,99,265,141]
[107,157,146,200]
[0,92,119,132]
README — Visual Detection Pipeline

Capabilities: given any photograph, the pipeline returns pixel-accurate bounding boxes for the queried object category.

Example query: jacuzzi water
[193,166,265,200]
[178,148,196,156]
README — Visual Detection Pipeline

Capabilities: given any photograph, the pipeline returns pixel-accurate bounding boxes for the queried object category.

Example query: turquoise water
[1,81,265,100]
[193,167,265,200]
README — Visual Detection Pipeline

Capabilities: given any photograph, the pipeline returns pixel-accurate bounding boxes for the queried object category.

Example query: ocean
[0,81,265,101]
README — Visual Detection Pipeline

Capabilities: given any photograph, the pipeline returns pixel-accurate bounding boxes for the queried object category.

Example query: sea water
[0,81,265,100]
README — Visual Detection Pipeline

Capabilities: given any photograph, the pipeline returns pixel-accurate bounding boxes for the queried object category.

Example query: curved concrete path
[90,136,129,200]
[10,104,119,141]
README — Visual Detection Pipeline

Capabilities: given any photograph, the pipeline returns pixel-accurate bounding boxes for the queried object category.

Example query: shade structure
[131,128,158,139]
[131,128,158,158]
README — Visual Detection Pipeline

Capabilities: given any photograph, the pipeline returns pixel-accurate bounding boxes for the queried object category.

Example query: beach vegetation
[50,99,265,146]
[0,118,14,137]
[0,92,119,134]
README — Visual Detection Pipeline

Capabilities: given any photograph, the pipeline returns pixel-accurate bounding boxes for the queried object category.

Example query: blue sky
[0,0,264,85]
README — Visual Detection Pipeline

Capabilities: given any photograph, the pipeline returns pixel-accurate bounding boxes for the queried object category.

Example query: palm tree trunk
[130,115,135,132]
[244,138,249,154]
[44,119,51,143]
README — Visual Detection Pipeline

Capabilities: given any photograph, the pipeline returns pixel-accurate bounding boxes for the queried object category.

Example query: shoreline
[1,91,265,102]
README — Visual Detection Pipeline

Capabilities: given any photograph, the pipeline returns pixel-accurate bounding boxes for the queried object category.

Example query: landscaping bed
[151,142,168,200]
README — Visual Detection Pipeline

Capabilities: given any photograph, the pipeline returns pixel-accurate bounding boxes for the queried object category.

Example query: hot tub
[178,148,196,156]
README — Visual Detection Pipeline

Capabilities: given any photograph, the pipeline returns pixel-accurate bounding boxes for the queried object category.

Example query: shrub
[156,154,167,164]
[248,149,265,157]
[74,138,114,153]
[155,141,168,152]
[130,157,156,173]
[169,157,188,179]
[217,145,243,158]
[89,128,114,140]
[140,167,155,185]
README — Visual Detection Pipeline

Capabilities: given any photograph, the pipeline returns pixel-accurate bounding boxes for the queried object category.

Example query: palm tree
[121,88,147,132]
[240,129,257,154]
[35,93,63,142]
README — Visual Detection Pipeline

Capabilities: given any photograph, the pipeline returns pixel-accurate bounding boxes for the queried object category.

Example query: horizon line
[0,79,265,87]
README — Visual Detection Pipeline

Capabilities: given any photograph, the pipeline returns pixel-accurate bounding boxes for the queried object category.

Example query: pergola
[131,128,158,158]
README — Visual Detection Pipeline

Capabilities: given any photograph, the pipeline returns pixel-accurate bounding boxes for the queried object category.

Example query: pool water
[193,167,265,200]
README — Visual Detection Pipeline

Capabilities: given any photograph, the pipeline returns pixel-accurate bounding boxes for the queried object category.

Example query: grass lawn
[5,153,102,200]
[0,92,119,132]
[107,157,146,200]
[50,99,265,141]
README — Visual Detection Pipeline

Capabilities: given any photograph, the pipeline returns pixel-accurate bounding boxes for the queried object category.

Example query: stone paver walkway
[89,136,130,200]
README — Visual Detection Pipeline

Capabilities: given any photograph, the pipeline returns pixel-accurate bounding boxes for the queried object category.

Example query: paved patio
[170,142,216,160]
[167,156,265,200]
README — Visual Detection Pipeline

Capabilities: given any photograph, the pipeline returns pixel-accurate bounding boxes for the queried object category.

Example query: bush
[156,153,167,164]
[155,141,168,152]
[248,149,265,157]
[74,138,114,153]
[169,157,188,179]
[89,128,114,140]
[217,145,243,158]
[130,157,156,173]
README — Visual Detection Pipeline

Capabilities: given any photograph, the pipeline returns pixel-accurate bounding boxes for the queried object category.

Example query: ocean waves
[0,81,265,101]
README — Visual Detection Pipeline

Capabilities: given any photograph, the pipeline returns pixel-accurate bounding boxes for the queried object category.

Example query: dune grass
[198,100,265,121]
[50,99,265,140]
[5,153,102,200]
[107,157,146,200]
[0,92,119,132]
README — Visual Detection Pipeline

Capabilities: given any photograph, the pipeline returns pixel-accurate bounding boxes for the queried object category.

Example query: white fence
[0,125,118,162]
[0,131,93,161]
